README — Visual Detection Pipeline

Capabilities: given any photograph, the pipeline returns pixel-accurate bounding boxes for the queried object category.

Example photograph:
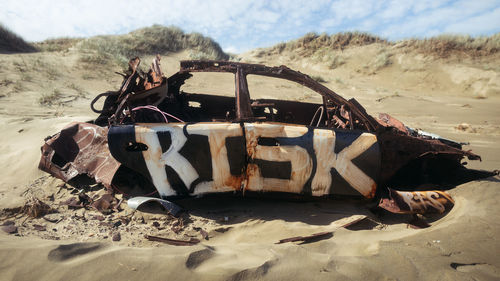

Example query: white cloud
[0,0,499,53]
[444,7,500,35]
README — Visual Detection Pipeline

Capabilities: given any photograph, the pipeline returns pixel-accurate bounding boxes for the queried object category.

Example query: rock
[2,220,15,226]
[112,232,121,241]
[33,224,46,231]
[43,214,63,223]
[200,229,209,240]
[2,225,18,234]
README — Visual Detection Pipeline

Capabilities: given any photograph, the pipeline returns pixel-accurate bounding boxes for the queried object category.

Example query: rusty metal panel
[378,188,455,214]
[244,123,313,194]
[39,122,120,187]
[244,123,380,198]
[109,122,245,198]
[108,122,380,199]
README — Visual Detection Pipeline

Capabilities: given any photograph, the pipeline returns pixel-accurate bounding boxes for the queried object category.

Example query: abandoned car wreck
[39,58,496,216]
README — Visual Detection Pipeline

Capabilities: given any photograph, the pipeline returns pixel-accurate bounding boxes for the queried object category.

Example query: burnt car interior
[95,60,376,131]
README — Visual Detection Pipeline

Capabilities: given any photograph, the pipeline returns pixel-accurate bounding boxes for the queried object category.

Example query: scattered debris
[276,231,332,244]
[21,195,53,218]
[91,193,118,214]
[33,224,47,231]
[127,197,182,216]
[63,197,85,209]
[144,235,200,246]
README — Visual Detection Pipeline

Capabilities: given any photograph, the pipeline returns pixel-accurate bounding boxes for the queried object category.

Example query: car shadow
[168,193,447,229]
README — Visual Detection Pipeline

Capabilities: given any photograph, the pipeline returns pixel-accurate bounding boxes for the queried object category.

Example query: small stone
[33,224,46,231]
[200,229,209,240]
[2,225,17,234]
[93,215,105,221]
[43,214,62,223]
[112,232,121,241]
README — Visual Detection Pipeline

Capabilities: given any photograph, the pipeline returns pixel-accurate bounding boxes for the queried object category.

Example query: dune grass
[401,34,500,57]
[265,31,499,60]
[269,32,387,55]
[34,37,83,52]
[38,89,63,106]
[75,25,229,69]
[371,51,392,71]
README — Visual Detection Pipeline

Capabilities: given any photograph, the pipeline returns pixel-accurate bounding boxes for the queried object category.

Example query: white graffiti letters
[134,123,378,198]
[312,130,377,197]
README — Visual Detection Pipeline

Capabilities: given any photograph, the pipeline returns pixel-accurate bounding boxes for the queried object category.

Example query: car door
[243,122,380,198]
[109,122,246,198]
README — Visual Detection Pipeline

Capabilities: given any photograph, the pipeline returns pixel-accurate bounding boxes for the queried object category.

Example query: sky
[1,0,499,53]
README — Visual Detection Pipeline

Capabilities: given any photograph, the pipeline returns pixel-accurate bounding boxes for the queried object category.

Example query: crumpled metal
[39,122,120,187]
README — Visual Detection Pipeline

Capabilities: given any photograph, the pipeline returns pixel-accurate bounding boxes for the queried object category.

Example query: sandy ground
[0,46,499,280]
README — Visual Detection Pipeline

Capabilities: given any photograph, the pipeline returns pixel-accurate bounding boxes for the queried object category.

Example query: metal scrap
[378,188,455,214]
[91,193,119,214]
[144,235,200,246]
[39,122,120,187]
[127,196,182,216]
[276,231,333,244]
[21,196,53,218]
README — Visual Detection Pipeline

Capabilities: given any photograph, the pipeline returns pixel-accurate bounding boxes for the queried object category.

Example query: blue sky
[1,0,499,53]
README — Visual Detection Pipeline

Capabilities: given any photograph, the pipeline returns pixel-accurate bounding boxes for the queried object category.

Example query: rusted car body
[39,59,495,214]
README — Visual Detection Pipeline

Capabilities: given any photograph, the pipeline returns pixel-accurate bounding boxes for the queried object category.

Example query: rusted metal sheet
[377,130,481,185]
[39,122,120,187]
[378,188,455,214]
[244,123,379,197]
[377,113,409,134]
[109,123,246,197]
[108,122,380,198]
[145,235,200,246]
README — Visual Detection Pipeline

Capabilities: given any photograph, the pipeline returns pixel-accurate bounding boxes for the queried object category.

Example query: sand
[0,45,499,280]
